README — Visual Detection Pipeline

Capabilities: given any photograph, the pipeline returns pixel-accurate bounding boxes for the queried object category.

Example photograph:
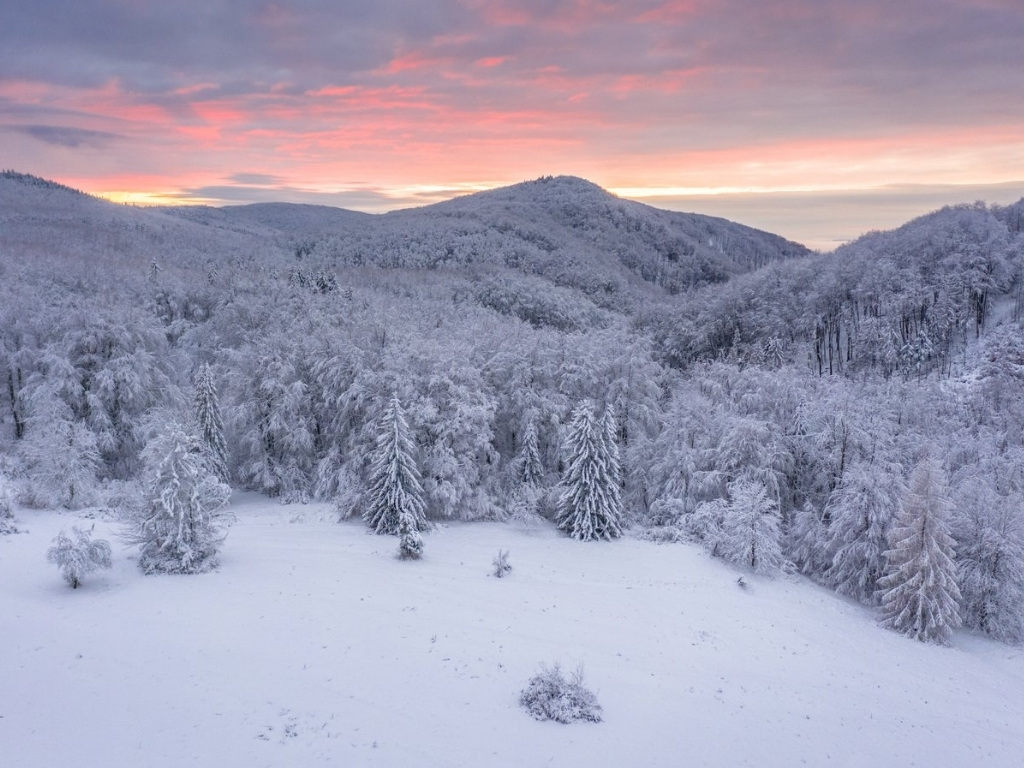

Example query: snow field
[3,493,1024,767]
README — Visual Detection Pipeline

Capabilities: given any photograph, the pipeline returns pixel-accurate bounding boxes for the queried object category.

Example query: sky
[1,0,1023,250]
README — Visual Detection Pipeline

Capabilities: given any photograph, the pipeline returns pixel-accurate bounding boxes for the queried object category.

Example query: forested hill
[181,174,811,298]
[3,170,1024,646]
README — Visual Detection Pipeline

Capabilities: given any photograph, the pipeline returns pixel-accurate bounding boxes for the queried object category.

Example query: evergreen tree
[715,479,785,575]
[878,457,962,644]
[125,423,232,574]
[194,363,229,482]
[364,396,427,537]
[556,400,623,541]
[518,415,544,487]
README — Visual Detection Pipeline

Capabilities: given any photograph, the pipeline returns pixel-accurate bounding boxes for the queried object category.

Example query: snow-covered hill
[3,494,1022,768]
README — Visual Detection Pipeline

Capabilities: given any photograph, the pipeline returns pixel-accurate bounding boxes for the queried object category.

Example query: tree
[714,479,785,575]
[517,415,544,487]
[22,388,100,509]
[193,363,229,482]
[878,457,962,644]
[954,482,1024,643]
[364,396,427,537]
[824,462,904,604]
[555,400,623,541]
[46,526,112,588]
[125,424,232,574]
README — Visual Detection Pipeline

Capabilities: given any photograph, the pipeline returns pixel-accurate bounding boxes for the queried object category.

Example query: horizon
[2,1,1023,251]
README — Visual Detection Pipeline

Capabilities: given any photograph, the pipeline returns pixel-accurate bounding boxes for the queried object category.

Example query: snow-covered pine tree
[46,526,112,588]
[397,501,425,559]
[193,362,229,482]
[363,396,427,537]
[555,400,623,541]
[824,462,904,604]
[125,423,232,574]
[518,415,544,487]
[715,479,785,575]
[878,457,962,644]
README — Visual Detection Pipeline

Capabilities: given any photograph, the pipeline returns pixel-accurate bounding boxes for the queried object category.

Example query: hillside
[2,170,1024,664]
[3,495,1022,768]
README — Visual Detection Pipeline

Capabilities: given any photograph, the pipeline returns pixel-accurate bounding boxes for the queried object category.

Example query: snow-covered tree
[46,526,112,588]
[0,483,17,534]
[364,396,427,537]
[125,423,232,574]
[555,400,623,541]
[878,457,962,644]
[397,501,425,560]
[954,482,1024,643]
[22,388,100,509]
[824,462,904,604]
[517,415,544,487]
[193,363,228,482]
[714,479,785,575]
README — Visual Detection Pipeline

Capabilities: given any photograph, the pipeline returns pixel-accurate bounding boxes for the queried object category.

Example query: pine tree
[194,363,229,482]
[364,396,427,537]
[556,401,623,542]
[518,416,544,487]
[878,457,962,644]
[716,479,785,575]
[125,423,232,574]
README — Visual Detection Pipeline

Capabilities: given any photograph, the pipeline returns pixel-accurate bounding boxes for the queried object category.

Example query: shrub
[0,487,18,534]
[46,526,113,588]
[519,663,603,723]
[492,548,512,578]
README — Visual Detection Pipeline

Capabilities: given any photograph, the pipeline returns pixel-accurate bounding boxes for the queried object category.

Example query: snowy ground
[3,493,1024,768]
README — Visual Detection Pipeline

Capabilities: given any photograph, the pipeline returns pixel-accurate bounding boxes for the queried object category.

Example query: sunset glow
[2,1,1023,248]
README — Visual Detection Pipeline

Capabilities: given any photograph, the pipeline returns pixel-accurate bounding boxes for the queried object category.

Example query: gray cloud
[9,124,123,148]
[643,181,1024,252]
[181,183,426,212]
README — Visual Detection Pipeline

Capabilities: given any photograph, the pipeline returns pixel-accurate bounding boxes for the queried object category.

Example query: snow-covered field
[3,493,1024,768]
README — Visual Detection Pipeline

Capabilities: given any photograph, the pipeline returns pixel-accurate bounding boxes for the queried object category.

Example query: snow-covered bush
[124,424,232,574]
[0,485,18,534]
[46,526,113,588]
[519,663,602,723]
[492,548,512,577]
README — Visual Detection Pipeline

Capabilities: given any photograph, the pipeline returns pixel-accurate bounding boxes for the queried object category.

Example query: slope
[3,494,1021,768]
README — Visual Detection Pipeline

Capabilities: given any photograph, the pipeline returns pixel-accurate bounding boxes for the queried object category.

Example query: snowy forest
[3,170,1024,645]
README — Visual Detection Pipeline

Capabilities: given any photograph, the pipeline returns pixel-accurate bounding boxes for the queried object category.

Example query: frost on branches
[709,479,785,575]
[556,401,623,542]
[363,396,428,539]
[878,457,962,644]
[46,526,112,588]
[125,424,232,574]
[193,363,229,482]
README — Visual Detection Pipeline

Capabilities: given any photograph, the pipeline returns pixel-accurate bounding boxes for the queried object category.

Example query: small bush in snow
[519,663,603,723]
[46,526,113,589]
[0,487,18,534]
[492,548,512,577]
